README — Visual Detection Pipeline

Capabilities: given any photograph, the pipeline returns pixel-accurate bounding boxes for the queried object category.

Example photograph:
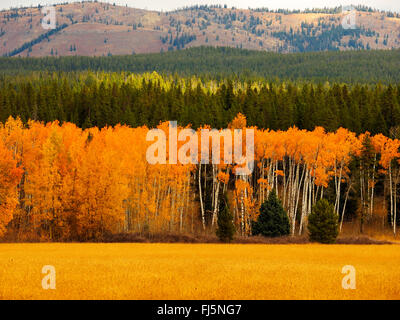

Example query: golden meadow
[0,243,399,300]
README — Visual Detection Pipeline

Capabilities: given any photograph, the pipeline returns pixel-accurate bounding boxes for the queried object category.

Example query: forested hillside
[1,47,400,83]
[0,1,400,57]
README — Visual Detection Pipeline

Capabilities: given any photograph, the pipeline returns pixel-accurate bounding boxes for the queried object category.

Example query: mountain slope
[0,1,400,57]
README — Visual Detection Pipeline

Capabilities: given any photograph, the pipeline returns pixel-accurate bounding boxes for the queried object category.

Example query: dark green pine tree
[382,84,400,130]
[308,199,339,244]
[252,190,290,237]
[216,193,235,243]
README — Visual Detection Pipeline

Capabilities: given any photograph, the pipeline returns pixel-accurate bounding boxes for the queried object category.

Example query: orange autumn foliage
[0,139,23,236]
[0,114,399,240]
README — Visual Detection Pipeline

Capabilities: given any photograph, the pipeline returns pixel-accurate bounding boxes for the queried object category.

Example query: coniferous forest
[0,70,399,135]
[1,47,400,83]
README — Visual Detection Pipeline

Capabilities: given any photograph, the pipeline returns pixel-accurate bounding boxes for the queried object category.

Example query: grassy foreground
[0,243,399,300]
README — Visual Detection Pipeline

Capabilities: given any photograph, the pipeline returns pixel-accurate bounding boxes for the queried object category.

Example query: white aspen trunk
[306,174,312,231]
[198,164,206,230]
[299,170,309,235]
[211,165,216,210]
[286,157,293,233]
[290,161,297,223]
[394,174,397,236]
[275,160,279,197]
[389,165,393,227]
[204,164,207,198]
[267,159,273,197]
[334,161,343,215]
[244,182,249,235]
[282,157,287,207]
[212,181,220,227]
[291,161,300,227]
[334,160,338,209]
[394,190,397,236]
[286,157,292,218]
[240,189,245,236]
[293,163,306,234]
[340,182,352,233]
[261,161,265,203]
[170,186,175,232]
[360,164,365,233]
[289,158,296,219]
[370,154,377,216]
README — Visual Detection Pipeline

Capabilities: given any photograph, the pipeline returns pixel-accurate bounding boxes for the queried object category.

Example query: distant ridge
[0,1,399,57]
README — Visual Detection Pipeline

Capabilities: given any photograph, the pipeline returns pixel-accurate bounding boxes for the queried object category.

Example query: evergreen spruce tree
[216,193,235,243]
[252,190,290,237]
[308,199,339,244]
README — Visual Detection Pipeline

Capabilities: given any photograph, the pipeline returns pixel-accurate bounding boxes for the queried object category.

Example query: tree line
[0,47,400,83]
[0,71,400,136]
[1,114,399,242]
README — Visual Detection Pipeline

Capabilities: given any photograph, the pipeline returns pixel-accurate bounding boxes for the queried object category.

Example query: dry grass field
[0,243,399,300]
